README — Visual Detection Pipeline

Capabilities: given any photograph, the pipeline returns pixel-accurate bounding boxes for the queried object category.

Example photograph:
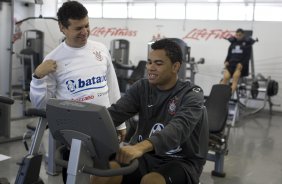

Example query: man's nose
[80,27,88,35]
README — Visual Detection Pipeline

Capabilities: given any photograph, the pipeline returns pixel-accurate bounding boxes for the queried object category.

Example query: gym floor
[0,102,282,184]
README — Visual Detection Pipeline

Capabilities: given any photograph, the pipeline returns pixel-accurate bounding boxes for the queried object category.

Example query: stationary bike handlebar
[83,159,139,176]
[25,108,46,118]
[56,158,139,177]
[0,96,14,105]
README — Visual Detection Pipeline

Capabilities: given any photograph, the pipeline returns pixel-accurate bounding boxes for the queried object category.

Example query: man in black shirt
[221,28,253,94]
[92,38,208,184]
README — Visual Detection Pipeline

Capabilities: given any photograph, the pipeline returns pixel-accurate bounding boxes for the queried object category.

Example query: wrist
[134,140,154,154]
[33,73,43,79]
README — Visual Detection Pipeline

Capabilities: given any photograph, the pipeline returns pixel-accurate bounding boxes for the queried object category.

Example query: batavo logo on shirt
[65,75,107,94]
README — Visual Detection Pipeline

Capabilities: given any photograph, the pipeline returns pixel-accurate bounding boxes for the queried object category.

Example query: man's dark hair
[57,1,88,28]
[236,28,245,34]
[151,38,183,64]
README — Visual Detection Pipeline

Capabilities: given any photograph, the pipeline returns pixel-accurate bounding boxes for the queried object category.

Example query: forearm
[134,140,154,154]
[30,75,56,109]
[30,79,48,108]
[116,140,154,164]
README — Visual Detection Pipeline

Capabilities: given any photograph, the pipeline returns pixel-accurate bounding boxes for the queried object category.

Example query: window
[219,3,254,21]
[56,1,282,22]
[186,3,218,20]
[128,3,155,19]
[255,3,282,21]
[103,3,127,18]
[156,3,185,19]
[85,3,102,18]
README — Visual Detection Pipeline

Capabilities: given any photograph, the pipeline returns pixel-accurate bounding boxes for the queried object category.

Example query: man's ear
[173,62,181,73]
[58,22,65,34]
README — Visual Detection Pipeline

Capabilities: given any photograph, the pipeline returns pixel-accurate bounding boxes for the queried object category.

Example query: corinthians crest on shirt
[93,50,103,61]
[168,97,178,115]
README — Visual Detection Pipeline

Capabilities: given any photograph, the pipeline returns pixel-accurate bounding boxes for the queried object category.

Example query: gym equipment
[12,30,44,117]
[0,96,16,144]
[113,60,147,92]
[205,84,232,177]
[15,108,47,184]
[188,57,205,84]
[110,39,130,92]
[250,80,259,99]
[168,38,191,81]
[237,74,279,115]
[226,31,279,125]
[46,99,138,184]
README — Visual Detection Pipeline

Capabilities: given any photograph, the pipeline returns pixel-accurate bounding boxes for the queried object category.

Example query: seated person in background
[92,38,209,184]
[220,28,254,94]
[29,1,126,183]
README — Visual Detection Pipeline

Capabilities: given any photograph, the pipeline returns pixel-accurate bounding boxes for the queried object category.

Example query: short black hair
[57,1,88,28]
[236,28,245,34]
[151,38,183,64]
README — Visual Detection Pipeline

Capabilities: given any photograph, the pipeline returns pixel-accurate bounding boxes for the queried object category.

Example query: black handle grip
[55,158,138,177]
[25,108,46,118]
[0,96,14,105]
[82,159,139,176]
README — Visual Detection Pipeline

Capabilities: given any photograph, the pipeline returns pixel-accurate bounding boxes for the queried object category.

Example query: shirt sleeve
[108,81,140,127]
[225,45,232,63]
[240,45,252,65]
[147,88,204,155]
[29,72,57,109]
[105,50,126,130]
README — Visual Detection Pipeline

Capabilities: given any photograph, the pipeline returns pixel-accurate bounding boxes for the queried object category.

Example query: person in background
[92,38,209,184]
[220,28,254,94]
[29,1,126,183]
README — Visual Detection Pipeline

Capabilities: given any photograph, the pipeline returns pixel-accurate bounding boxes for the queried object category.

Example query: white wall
[11,15,282,112]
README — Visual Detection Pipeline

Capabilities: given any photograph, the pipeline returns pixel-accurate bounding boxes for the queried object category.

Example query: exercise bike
[46,99,138,184]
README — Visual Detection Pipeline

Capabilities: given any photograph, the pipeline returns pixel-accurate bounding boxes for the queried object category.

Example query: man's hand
[117,129,126,143]
[236,63,243,70]
[34,59,57,78]
[224,61,229,68]
[116,140,153,164]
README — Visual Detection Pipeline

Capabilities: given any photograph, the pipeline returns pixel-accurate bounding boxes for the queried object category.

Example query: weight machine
[110,39,131,93]
[12,30,44,117]
[227,31,279,126]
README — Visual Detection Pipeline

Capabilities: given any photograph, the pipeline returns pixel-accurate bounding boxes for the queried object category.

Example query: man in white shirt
[29,1,126,183]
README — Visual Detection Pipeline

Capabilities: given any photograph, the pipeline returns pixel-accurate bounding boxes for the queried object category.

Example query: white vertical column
[0,2,12,96]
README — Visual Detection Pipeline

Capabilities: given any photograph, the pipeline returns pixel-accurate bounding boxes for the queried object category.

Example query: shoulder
[129,78,148,89]
[45,43,64,59]
[88,40,108,52]
[179,80,203,92]
[125,79,149,95]
[179,81,204,99]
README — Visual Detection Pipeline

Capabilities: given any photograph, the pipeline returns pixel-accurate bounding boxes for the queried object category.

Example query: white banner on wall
[12,18,282,111]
